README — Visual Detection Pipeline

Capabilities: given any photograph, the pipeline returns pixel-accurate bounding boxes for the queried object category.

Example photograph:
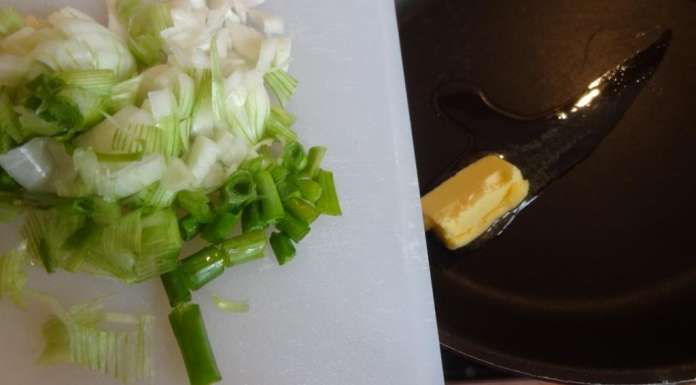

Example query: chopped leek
[220,169,256,211]
[0,3,343,385]
[296,178,322,203]
[255,170,284,224]
[282,142,307,172]
[40,299,154,384]
[179,245,225,291]
[314,169,342,216]
[177,190,214,222]
[169,304,221,385]
[137,208,182,282]
[200,211,240,244]
[161,270,191,307]
[264,106,297,142]
[264,69,297,107]
[285,197,319,224]
[211,295,249,313]
[302,146,327,179]
[276,213,310,242]
[219,230,267,267]
[0,242,29,306]
[269,232,294,265]
[58,69,117,96]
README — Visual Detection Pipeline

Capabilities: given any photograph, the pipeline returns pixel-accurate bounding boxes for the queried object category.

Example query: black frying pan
[398,1,696,383]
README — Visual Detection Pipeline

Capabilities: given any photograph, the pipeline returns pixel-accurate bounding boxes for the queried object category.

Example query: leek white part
[148,89,178,121]
[248,9,284,35]
[186,135,220,184]
[102,155,167,199]
[32,8,136,80]
[76,106,155,154]
[226,23,263,62]
[74,148,167,200]
[191,98,215,137]
[160,157,196,192]
[201,162,227,190]
[0,138,55,192]
[256,37,291,72]
[139,64,179,101]
[215,129,249,166]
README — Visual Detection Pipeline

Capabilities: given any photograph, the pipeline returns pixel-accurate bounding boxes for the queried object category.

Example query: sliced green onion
[179,215,201,241]
[200,211,240,244]
[284,197,319,224]
[241,201,265,233]
[296,178,322,203]
[264,106,297,143]
[177,190,214,223]
[276,179,301,202]
[269,232,295,266]
[239,156,264,173]
[269,164,290,184]
[301,146,327,179]
[315,169,342,216]
[219,230,267,267]
[211,295,249,313]
[179,246,225,291]
[161,270,192,307]
[264,69,298,106]
[255,170,285,224]
[282,142,307,172]
[169,303,222,385]
[0,7,24,38]
[220,170,257,211]
[276,213,310,242]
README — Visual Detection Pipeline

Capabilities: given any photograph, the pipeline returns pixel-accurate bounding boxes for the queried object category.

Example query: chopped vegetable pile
[0,1,341,384]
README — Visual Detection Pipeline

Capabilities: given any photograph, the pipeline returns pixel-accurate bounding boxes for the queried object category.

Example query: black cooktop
[397,0,696,383]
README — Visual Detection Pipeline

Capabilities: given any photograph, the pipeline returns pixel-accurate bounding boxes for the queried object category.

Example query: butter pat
[421,155,529,249]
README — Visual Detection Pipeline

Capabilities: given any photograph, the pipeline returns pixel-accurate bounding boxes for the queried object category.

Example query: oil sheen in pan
[426,30,672,258]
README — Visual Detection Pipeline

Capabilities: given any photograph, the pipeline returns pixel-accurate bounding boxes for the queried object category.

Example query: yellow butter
[421,155,529,249]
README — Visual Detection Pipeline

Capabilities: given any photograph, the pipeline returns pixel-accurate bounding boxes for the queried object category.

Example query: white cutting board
[0,1,444,385]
